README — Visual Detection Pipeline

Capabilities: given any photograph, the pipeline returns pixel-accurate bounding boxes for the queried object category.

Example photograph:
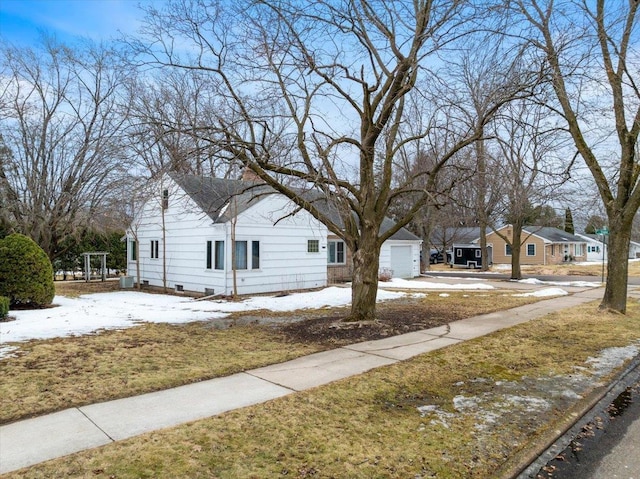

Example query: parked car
[429,249,444,264]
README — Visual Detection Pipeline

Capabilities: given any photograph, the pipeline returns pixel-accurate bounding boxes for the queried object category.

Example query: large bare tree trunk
[602,222,631,313]
[510,225,523,280]
[349,227,380,322]
[476,139,490,271]
[510,0,640,313]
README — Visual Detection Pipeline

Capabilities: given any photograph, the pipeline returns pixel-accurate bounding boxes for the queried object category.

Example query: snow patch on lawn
[512,287,569,297]
[0,287,406,350]
[517,278,601,288]
[381,278,494,290]
[415,344,639,432]
[585,344,639,376]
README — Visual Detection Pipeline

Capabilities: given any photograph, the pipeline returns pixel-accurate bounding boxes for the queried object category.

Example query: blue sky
[0,0,158,45]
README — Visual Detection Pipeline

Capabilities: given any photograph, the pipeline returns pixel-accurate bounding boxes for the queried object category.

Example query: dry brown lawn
[6,300,639,479]
[1,283,538,424]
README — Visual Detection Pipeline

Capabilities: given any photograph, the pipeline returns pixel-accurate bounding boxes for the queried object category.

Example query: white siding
[575,234,607,262]
[221,194,328,295]
[379,240,422,278]
[127,177,328,296]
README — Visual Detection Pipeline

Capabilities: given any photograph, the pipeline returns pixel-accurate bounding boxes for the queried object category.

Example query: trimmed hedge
[0,233,55,308]
[0,296,8,319]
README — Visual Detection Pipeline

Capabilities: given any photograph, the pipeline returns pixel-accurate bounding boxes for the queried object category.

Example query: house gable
[127,174,329,295]
[485,226,547,265]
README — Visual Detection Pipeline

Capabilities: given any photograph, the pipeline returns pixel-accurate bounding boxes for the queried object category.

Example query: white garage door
[390,245,413,278]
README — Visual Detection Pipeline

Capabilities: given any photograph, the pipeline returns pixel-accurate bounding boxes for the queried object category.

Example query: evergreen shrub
[0,233,55,308]
[0,296,9,319]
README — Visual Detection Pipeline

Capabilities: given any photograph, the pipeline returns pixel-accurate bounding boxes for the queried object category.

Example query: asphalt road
[518,364,640,479]
[586,403,640,479]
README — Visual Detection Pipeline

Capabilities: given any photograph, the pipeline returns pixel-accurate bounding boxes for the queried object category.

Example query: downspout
[224,221,230,295]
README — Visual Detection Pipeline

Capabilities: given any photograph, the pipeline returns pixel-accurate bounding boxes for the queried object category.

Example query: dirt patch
[278,296,479,346]
[54,280,121,297]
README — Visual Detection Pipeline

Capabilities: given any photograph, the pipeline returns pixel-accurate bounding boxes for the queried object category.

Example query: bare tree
[490,99,570,279]
[451,39,534,271]
[388,148,474,270]
[131,0,526,321]
[125,70,240,178]
[0,37,130,260]
[508,0,640,313]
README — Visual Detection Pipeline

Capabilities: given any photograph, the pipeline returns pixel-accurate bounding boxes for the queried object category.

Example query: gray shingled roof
[576,233,605,242]
[380,217,421,241]
[430,227,481,247]
[170,173,420,241]
[171,173,274,223]
[524,226,586,243]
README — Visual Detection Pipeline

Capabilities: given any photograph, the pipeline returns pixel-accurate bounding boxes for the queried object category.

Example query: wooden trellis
[82,252,109,282]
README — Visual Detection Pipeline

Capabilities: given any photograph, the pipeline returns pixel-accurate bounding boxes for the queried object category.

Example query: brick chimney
[241,167,265,183]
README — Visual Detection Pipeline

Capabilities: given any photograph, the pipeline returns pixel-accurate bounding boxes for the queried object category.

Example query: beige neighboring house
[484,225,588,265]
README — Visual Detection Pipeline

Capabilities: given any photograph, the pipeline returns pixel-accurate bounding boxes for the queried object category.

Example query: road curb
[496,352,640,479]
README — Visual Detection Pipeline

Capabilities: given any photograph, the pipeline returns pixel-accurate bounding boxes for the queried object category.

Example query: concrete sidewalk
[0,286,607,474]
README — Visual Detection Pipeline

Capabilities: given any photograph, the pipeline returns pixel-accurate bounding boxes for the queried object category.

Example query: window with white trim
[233,240,260,270]
[526,243,536,256]
[150,240,159,259]
[505,243,512,256]
[328,240,345,264]
[234,241,247,269]
[161,189,169,209]
[215,241,224,270]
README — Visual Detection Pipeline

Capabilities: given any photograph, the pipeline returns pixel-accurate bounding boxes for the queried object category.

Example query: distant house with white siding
[629,241,640,259]
[575,233,608,262]
[126,173,421,296]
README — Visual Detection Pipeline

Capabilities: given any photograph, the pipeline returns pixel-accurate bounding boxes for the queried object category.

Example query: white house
[629,240,640,259]
[126,173,421,296]
[575,233,608,262]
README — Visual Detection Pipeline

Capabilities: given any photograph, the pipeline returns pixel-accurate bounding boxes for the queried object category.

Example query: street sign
[595,228,609,235]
